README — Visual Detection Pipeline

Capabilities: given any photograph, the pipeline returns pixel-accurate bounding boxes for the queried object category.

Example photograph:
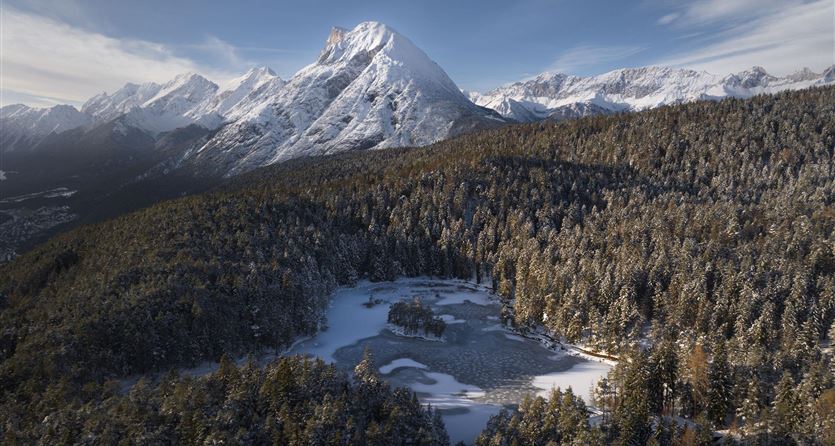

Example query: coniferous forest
[1,86,834,444]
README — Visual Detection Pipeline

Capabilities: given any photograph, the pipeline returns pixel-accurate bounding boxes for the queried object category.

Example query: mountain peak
[348,21,402,49]
[195,21,502,175]
[1,102,91,151]
[317,21,405,65]
[248,66,277,77]
[224,66,278,90]
[326,26,348,46]
[730,66,775,88]
[788,67,818,82]
[167,72,214,88]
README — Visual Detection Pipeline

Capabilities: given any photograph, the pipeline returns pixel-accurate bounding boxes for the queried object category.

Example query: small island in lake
[387,297,446,338]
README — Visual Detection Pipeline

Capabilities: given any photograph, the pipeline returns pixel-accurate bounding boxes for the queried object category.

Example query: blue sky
[2,0,832,107]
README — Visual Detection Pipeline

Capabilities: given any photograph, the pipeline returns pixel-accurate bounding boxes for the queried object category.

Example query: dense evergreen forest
[1,86,834,444]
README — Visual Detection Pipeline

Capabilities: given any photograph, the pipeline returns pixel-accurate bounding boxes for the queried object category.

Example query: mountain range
[2,22,833,177]
[2,22,505,177]
[466,65,834,122]
[0,21,832,261]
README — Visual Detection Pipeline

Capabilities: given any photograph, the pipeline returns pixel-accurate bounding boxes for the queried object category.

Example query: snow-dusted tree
[771,372,802,439]
[707,341,732,426]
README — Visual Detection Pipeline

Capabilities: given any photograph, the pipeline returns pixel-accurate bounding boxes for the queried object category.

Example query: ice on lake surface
[532,361,613,403]
[287,277,612,445]
[438,314,467,324]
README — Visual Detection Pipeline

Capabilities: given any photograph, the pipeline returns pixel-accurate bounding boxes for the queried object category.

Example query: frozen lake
[287,278,612,445]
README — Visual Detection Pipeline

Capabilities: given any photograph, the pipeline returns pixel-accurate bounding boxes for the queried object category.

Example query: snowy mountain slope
[1,104,92,152]
[469,65,835,122]
[80,68,284,137]
[116,73,220,134]
[192,22,505,175]
[200,66,285,119]
[82,82,164,122]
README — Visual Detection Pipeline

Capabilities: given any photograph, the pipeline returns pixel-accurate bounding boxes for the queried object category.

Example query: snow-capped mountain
[81,68,284,137]
[468,65,835,122]
[3,22,501,176]
[114,73,220,134]
[3,22,831,177]
[2,66,283,157]
[200,66,285,120]
[82,82,164,123]
[191,22,504,175]
[1,104,92,152]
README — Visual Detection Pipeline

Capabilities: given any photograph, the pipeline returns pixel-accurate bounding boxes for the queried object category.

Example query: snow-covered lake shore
[287,277,613,444]
[120,277,614,444]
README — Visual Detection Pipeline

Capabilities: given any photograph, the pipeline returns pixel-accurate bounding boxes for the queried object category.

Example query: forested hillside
[2,86,834,444]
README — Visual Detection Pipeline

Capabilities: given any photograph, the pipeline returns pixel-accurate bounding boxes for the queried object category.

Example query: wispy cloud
[0,6,242,107]
[657,0,833,75]
[546,45,646,75]
[194,36,248,68]
[656,13,680,25]
[0,89,78,109]
[658,0,804,26]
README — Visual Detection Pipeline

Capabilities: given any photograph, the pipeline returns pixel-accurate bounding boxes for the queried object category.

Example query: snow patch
[409,370,486,405]
[378,358,429,374]
[481,324,505,332]
[438,314,466,324]
[503,333,526,342]
[0,187,78,204]
[531,361,612,404]
[287,283,392,362]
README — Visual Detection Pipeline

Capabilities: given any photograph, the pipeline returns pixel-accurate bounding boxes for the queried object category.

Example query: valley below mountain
[2,85,833,444]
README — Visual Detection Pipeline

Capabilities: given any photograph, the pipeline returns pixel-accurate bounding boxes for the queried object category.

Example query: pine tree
[737,376,763,434]
[354,346,379,386]
[706,342,732,427]
[771,372,801,439]
[613,350,652,446]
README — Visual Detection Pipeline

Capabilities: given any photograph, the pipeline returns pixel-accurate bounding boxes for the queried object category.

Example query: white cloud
[0,6,241,107]
[658,0,834,75]
[671,0,795,25]
[546,45,646,75]
[180,36,247,68]
[657,13,680,25]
